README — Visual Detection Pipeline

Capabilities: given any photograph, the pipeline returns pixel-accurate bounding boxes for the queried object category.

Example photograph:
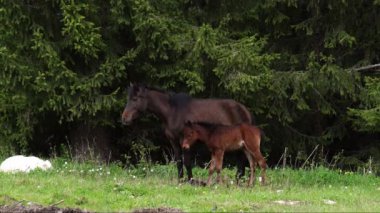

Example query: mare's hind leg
[236,152,246,185]
[243,149,256,187]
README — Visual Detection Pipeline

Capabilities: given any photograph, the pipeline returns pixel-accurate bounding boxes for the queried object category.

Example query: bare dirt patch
[0,196,184,213]
[0,204,89,213]
[132,207,184,213]
[0,196,89,213]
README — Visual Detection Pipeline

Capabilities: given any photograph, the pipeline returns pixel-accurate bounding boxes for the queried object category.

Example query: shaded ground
[0,196,184,213]
[0,204,88,213]
[0,204,184,213]
[0,195,87,213]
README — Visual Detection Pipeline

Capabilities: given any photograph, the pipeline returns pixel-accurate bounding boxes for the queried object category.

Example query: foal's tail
[250,112,256,125]
[259,128,266,140]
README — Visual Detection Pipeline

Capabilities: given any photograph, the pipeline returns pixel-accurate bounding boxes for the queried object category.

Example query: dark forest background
[1,0,379,171]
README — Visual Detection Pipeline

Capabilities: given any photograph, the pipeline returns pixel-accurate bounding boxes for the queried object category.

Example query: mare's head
[121,83,148,125]
[182,122,201,150]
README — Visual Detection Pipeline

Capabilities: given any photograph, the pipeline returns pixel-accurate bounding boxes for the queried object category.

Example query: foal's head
[121,83,148,125]
[182,122,201,150]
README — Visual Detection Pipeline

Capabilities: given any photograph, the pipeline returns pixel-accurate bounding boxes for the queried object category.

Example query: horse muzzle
[121,110,136,125]
[121,119,132,125]
[121,114,133,125]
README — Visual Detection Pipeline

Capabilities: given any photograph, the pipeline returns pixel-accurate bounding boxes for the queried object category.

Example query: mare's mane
[169,93,192,109]
[133,84,192,109]
[129,83,168,95]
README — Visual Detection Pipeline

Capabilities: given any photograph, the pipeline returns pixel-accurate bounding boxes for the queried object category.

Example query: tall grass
[1,158,379,212]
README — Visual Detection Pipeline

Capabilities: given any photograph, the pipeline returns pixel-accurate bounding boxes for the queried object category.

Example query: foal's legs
[214,150,224,184]
[243,149,256,187]
[255,152,267,185]
[245,145,267,185]
[207,154,216,186]
[207,150,224,186]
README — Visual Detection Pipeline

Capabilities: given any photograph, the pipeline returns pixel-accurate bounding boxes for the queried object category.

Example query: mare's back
[187,99,251,125]
[169,93,192,110]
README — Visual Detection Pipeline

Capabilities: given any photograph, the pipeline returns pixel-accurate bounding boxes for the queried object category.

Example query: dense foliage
[0,0,379,168]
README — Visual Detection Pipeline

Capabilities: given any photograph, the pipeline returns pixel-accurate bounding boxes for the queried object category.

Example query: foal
[182,122,267,186]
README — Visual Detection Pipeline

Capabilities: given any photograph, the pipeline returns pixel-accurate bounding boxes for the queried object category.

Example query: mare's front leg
[182,139,193,181]
[165,129,183,180]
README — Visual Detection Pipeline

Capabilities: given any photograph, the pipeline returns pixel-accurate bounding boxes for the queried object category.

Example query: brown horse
[121,83,253,181]
[182,122,267,186]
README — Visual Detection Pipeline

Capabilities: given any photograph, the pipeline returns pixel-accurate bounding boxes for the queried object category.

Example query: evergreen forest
[1,0,379,171]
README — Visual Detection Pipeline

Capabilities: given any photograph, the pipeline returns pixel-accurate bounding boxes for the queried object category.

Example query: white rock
[323,199,337,205]
[273,200,301,205]
[0,155,52,173]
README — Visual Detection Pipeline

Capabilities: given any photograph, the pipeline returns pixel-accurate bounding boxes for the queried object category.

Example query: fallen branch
[352,63,380,72]
[49,199,64,207]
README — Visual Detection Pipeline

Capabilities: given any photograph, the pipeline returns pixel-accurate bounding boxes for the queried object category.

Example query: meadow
[0,159,379,212]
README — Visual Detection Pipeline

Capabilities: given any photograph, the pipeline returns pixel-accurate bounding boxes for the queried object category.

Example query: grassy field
[0,159,379,212]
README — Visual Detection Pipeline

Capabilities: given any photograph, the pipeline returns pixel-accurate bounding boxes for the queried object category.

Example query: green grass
[1,159,379,212]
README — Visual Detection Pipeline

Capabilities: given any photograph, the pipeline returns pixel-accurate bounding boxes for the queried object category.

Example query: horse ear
[129,82,133,87]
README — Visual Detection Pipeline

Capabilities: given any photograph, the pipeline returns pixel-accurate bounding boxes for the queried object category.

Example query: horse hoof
[188,178,207,186]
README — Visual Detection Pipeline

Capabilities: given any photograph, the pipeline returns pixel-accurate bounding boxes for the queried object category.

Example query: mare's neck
[146,90,171,123]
